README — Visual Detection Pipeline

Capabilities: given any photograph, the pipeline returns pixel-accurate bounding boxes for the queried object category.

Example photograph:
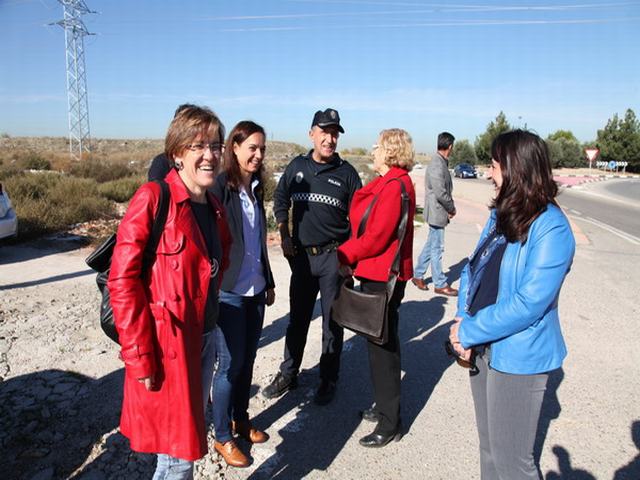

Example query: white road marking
[571,215,640,245]
[571,209,582,215]
[570,188,640,209]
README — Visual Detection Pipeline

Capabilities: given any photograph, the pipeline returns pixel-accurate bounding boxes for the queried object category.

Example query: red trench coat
[108,169,231,461]
[337,167,416,282]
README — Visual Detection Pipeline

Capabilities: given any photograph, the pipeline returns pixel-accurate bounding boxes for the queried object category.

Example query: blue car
[453,163,477,179]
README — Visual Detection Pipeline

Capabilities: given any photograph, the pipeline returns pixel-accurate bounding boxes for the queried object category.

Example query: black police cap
[311,108,345,133]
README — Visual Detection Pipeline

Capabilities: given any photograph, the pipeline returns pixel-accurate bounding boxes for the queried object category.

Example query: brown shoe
[232,420,269,444]
[214,439,250,468]
[434,285,458,297]
[411,277,429,291]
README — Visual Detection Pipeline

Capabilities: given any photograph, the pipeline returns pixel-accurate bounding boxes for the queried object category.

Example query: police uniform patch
[295,171,304,183]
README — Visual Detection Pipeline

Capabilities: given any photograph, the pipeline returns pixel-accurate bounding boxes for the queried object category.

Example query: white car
[0,182,18,240]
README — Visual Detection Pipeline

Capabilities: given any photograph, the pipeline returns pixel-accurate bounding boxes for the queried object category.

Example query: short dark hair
[164,105,225,162]
[437,132,455,151]
[490,129,558,242]
[222,120,266,191]
[174,103,198,118]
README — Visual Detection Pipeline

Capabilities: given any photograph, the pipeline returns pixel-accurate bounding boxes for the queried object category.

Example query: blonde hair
[164,105,225,162]
[379,128,414,171]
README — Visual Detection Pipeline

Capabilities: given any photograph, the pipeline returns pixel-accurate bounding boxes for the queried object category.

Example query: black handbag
[85,180,170,344]
[332,179,410,345]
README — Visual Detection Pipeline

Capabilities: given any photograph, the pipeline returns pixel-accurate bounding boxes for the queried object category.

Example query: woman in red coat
[337,128,416,448]
[108,105,231,479]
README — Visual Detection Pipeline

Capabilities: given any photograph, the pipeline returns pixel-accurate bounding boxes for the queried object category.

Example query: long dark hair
[222,120,266,192]
[490,129,558,242]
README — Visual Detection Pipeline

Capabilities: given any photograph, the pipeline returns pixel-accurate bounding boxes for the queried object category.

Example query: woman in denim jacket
[449,130,575,479]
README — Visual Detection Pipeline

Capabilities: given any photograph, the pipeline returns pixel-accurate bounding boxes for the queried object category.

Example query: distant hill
[0,136,429,177]
[0,136,307,172]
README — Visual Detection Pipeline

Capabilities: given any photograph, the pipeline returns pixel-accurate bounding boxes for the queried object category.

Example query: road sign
[585,148,600,174]
[585,148,600,162]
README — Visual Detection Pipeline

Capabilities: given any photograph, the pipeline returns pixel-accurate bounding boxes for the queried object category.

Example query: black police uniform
[273,150,362,382]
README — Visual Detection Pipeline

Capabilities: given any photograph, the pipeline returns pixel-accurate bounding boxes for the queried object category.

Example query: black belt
[304,241,340,256]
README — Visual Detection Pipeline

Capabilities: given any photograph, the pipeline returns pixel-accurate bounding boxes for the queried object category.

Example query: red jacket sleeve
[107,182,160,379]
[338,180,402,266]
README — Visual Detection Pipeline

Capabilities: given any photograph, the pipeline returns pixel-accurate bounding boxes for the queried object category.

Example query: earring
[174,160,184,170]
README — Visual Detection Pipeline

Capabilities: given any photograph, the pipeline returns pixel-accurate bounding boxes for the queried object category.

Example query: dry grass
[0,135,307,242]
[3,172,114,240]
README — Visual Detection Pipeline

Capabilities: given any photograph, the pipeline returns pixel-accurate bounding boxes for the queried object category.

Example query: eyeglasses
[444,340,479,376]
[185,142,224,156]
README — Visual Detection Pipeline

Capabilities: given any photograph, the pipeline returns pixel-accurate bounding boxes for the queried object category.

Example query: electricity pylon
[51,0,95,160]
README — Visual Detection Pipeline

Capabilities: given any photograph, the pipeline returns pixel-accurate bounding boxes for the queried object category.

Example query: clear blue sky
[1,0,639,152]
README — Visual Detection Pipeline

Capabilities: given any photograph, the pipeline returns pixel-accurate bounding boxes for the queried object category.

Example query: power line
[50,0,96,161]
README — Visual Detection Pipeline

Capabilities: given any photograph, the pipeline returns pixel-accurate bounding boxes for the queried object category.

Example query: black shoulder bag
[332,179,410,345]
[85,180,170,344]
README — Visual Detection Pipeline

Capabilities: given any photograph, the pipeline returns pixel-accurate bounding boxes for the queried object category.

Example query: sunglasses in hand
[444,340,479,376]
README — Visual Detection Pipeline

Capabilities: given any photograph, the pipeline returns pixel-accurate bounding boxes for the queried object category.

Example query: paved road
[557,180,640,244]
[602,177,640,203]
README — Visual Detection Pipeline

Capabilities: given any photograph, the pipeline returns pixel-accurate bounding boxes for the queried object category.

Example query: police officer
[262,108,361,405]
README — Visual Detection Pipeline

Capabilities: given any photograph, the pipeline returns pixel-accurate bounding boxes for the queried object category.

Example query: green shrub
[69,159,133,182]
[262,174,277,203]
[0,165,21,181]
[98,175,145,202]
[0,150,52,171]
[2,172,113,240]
[20,152,51,170]
[341,147,369,156]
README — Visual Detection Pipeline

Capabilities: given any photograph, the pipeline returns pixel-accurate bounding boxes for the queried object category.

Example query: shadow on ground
[245,292,460,478]
[0,235,88,266]
[0,368,154,479]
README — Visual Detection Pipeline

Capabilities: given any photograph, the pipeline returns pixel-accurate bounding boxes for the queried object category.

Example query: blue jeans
[153,454,194,480]
[414,225,448,288]
[152,330,216,480]
[212,291,266,443]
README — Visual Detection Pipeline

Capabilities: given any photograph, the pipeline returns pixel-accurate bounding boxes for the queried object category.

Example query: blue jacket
[457,204,575,374]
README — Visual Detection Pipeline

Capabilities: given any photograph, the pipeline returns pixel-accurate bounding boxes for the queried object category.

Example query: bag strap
[386,180,409,297]
[355,178,410,298]
[141,179,170,272]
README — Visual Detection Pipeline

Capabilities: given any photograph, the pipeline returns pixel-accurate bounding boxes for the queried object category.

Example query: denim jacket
[456,204,575,374]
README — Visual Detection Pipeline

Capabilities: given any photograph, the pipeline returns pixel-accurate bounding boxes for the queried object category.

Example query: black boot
[262,372,297,399]
[359,425,402,448]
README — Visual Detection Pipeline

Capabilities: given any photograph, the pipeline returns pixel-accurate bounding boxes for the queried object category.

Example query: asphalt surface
[558,180,640,244]
[602,178,640,203]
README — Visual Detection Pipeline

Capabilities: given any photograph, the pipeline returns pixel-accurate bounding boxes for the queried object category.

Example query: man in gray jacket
[412,132,458,296]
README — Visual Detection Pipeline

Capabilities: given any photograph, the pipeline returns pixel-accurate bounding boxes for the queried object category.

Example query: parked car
[453,163,477,178]
[0,182,18,240]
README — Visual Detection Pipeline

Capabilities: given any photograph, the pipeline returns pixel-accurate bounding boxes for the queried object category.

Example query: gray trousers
[470,350,549,480]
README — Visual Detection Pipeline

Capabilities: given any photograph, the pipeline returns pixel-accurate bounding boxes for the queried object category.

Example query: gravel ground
[1,176,639,480]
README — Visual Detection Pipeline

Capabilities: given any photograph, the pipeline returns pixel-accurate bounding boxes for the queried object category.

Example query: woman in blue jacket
[449,130,575,480]
[210,121,275,468]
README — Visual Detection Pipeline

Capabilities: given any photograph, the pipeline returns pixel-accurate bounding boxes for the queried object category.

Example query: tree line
[449,108,640,173]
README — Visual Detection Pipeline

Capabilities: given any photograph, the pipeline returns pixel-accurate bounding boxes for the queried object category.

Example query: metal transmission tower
[52,0,96,160]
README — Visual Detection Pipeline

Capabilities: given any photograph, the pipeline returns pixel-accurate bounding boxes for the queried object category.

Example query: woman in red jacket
[337,128,416,448]
[108,105,231,479]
